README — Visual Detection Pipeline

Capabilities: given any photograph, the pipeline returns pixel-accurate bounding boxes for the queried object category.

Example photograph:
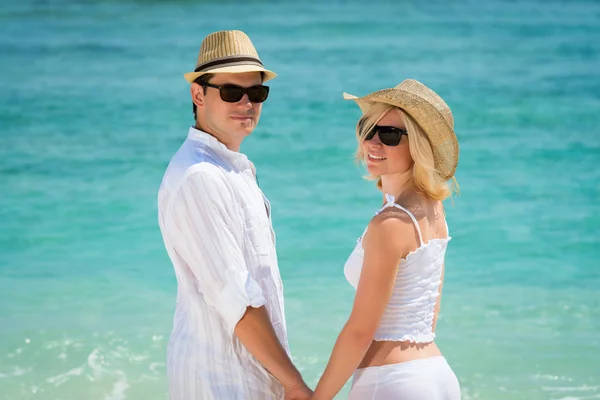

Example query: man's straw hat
[184,30,276,83]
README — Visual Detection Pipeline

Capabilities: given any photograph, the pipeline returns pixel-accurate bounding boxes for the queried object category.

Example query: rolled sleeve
[169,168,266,334]
[215,269,266,332]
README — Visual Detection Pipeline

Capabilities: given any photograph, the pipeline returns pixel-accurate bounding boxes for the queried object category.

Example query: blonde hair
[355,103,459,201]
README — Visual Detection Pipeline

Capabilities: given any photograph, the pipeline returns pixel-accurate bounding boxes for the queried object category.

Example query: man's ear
[191,83,204,108]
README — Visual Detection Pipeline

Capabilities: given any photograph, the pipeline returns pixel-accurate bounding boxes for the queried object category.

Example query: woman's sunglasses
[360,119,408,146]
[204,83,269,103]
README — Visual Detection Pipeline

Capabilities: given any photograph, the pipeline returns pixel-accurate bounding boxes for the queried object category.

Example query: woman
[313,79,461,399]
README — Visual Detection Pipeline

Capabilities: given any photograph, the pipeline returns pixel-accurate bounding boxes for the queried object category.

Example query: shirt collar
[187,126,250,169]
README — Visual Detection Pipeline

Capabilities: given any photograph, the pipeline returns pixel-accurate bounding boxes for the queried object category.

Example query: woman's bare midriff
[358,339,442,369]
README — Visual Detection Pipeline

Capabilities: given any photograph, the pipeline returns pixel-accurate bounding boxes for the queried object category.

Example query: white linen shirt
[158,127,288,400]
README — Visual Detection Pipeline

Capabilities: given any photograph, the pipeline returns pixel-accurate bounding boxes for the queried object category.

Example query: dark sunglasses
[360,119,408,146]
[204,83,269,103]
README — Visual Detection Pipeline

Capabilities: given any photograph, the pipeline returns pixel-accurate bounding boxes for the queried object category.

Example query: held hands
[283,381,313,400]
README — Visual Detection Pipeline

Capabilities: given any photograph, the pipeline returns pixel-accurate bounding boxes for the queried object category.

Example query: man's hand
[284,381,313,400]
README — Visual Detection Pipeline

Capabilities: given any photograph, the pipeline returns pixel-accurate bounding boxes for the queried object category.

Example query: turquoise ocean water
[1,1,599,399]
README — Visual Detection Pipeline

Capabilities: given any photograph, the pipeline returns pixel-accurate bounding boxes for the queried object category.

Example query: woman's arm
[313,211,414,399]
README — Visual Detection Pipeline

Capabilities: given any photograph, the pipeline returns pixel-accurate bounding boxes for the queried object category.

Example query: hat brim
[184,65,277,83]
[343,90,459,180]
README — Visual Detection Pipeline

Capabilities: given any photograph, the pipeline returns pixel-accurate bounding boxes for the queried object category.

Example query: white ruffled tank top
[344,194,450,343]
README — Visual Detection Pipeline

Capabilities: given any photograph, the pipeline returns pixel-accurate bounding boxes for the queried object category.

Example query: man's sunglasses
[204,83,269,103]
[360,120,408,146]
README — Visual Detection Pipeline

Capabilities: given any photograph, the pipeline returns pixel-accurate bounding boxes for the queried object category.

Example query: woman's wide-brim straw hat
[184,30,276,83]
[344,79,459,180]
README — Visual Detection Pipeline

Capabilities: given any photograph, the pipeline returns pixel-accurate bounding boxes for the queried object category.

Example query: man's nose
[238,94,252,108]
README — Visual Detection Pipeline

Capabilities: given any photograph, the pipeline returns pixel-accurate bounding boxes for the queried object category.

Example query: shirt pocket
[243,211,271,257]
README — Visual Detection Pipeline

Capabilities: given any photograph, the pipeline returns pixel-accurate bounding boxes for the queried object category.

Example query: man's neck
[194,124,241,152]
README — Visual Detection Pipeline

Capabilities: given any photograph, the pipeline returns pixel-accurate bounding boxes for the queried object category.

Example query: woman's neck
[381,171,413,200]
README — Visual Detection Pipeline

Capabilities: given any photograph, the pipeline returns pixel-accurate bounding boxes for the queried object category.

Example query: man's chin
[234,122,256,136]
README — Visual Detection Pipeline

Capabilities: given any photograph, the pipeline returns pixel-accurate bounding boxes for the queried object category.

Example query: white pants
[348,356,461,400]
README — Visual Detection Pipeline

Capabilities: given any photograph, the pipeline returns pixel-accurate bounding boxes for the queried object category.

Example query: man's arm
[235,306,312,397]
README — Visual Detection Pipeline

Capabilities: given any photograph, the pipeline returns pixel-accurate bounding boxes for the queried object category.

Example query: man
[157,30,312,399]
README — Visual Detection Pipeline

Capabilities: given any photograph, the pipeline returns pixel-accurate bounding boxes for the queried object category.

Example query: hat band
[195,56,264,72]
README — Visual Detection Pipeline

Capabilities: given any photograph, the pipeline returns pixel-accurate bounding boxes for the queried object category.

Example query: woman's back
[344,193,450,368]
